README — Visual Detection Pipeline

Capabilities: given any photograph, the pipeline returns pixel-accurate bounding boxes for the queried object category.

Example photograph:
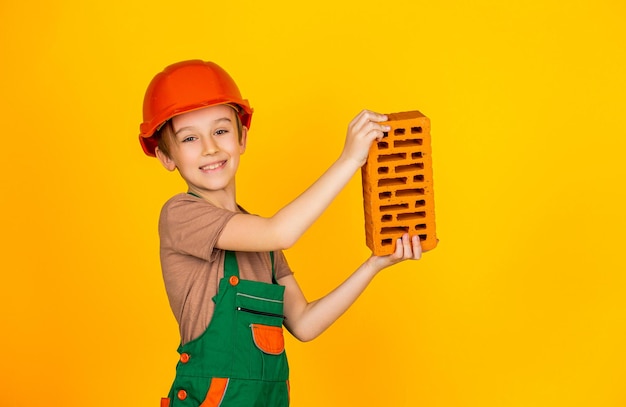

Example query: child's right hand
[340,110,390,167]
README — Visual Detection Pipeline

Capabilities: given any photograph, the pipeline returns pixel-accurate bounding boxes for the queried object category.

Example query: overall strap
[224,250,240,278]
[224,250,277,283]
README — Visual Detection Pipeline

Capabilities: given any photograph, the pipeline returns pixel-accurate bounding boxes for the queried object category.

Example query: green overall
[161,251,290,407]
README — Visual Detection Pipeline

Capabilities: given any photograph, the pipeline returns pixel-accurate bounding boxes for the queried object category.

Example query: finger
[362,122,390,141]
[351,110,388,131]
[361,109,387,122]
[375,125,391,141]
[392,236,404,259]
[349,110,375,130]
[402,233,412,259]
[412,235,423,260]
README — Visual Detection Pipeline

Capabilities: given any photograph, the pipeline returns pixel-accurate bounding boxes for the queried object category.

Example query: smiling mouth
[200,161,226,171]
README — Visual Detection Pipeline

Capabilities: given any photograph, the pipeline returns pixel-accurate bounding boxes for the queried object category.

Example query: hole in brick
[377,141,389,149]
[394,139,423,148]
[382,131,388,138]
[381,214,393,222]
[395,163,424,173]
[396,189,423,197]
[378,167,389,174]
[381,226,410,235]
[414,175,425,182]
[415,224,427,230]
[378,177,407,187]
[394,128,406,136]
[379,191,392,199]
[397,212,426,221]
[411,126,423,134]
[412,152,423,159]
[419,234,428,241]
[380,203,409,212]
[378,153,406,162]
[415,199,426,207]
[381,239,393,246]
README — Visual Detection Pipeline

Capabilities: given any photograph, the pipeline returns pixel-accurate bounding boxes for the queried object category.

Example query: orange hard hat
[139,60,253,157]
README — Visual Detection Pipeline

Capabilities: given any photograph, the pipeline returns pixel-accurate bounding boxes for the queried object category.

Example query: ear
[239,126,248,154]
[155,147,177,171]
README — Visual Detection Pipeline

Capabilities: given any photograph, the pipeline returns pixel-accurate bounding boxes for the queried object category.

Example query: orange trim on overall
[160,398,170,407]
[250,324,285,355]
[200,377,229,407]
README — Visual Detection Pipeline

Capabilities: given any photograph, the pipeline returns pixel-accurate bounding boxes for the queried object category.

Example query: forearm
[269,155,360,247]
[285,258,380,342]
[218,155,360,252]
[283,234,422,342]
[217,110,388,252]
[260,110,388,248]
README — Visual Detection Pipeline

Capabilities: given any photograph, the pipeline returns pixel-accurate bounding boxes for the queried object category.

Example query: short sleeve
[159,194,237,261]
[273,250,294,280]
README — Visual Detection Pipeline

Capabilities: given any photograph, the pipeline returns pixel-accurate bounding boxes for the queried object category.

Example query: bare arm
[281,234,422,342]
[216,110,389,252]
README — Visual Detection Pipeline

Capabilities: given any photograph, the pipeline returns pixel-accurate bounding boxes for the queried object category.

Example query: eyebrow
[174,117,233,136]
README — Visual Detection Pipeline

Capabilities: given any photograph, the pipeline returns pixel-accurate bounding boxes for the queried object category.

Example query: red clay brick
[361,110,438,255]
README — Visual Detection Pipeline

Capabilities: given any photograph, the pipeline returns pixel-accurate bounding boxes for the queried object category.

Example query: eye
[181,135,197,143]
[215,129,229,136]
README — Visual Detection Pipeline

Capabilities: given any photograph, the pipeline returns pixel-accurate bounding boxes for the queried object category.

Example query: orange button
[180,353,190,363]
[229,276,239,286]
[177,390,187,401]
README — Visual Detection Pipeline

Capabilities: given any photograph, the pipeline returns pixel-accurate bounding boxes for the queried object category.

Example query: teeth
[202,162,224,170]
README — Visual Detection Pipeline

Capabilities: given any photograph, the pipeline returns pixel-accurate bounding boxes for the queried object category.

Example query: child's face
[156,104,247,196]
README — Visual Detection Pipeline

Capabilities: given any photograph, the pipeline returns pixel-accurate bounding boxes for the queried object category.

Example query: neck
[188,183,240,212]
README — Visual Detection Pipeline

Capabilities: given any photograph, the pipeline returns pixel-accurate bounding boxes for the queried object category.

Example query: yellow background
[1,0,625,406]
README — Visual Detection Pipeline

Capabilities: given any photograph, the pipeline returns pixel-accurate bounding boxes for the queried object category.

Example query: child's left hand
[369,233,422,271]
[280,233,422,342]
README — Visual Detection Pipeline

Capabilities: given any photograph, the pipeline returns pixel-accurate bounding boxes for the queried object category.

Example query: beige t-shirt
[158,193,293,345]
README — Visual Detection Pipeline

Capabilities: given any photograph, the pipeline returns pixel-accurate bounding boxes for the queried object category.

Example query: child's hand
[282,233,422,341]
[341,110,390,167]
[368,234,423,271]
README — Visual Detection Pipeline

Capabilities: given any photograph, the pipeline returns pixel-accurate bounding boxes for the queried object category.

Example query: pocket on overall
[199,377,229,407]
[234,281,285,327]
[250,324,285,355]
[233,280,289,381]
[164,377,229,407]
[212,378,290,407]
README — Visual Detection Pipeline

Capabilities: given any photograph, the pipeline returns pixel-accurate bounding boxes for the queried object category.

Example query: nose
[202,135,219,155]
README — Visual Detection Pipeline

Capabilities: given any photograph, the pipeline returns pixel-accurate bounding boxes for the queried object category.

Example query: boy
[139,60,422,407]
